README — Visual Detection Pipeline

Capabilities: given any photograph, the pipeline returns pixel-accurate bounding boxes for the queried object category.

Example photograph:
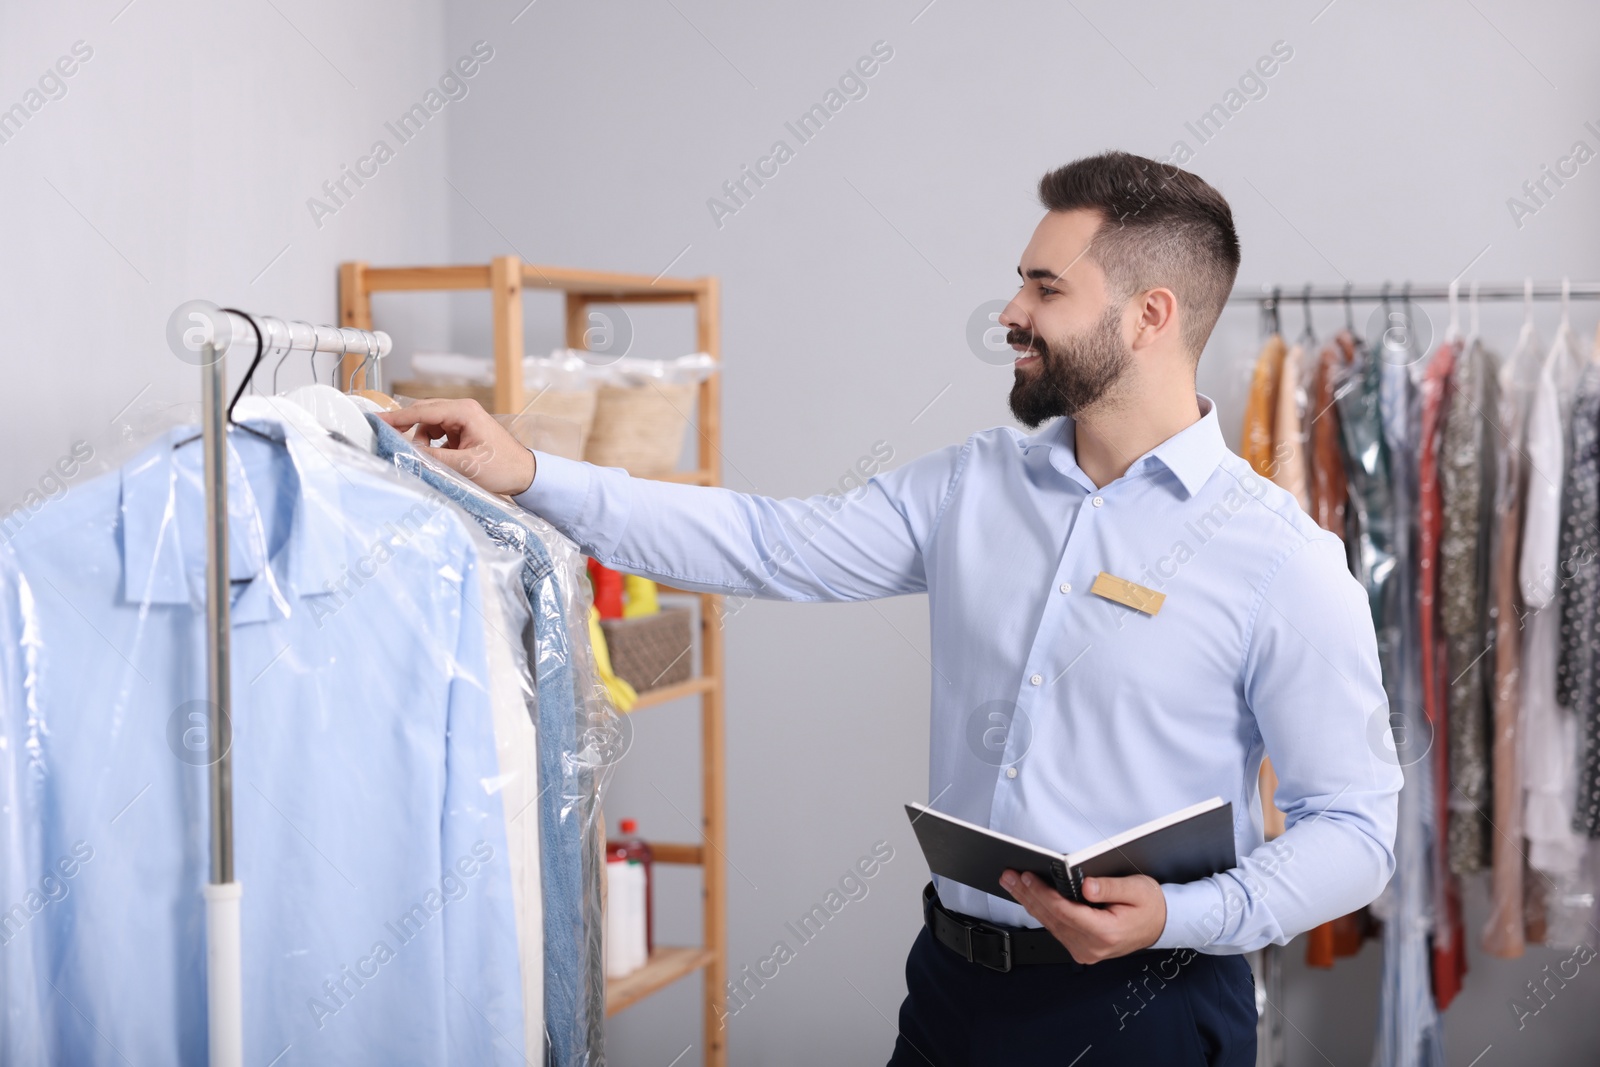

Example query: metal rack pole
[200,335,243,1067]
[1228,281,1600,304]
[174,301,390,1067]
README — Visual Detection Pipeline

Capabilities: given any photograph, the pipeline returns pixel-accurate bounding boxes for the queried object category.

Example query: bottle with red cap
[607,818,654,954]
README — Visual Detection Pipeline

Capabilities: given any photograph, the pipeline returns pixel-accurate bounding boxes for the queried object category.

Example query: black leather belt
[922,882,1081,972]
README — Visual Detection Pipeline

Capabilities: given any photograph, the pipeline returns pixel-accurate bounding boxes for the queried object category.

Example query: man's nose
[999,298,1028,336]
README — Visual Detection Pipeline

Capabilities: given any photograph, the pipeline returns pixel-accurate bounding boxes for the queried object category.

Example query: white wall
[442,1,1600,1064]
[0,0,456,507]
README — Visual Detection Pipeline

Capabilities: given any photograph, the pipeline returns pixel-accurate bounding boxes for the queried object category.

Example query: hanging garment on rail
[1310,331,1355,547]
[0,417,525,1066]
[1241,333,1286,477]
[1483,316,1543,957]
[1561,363,1600,837]
[477,548,546,1056]
[1417,339,1468,1008]
[1365,335,1447,1067]
[367,414,605,1067]
[1440,338,1500,876]
[1521,319,1595,946]
[1272,342,1312,510]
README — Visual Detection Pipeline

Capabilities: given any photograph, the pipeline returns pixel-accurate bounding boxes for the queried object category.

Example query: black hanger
[1343,281,1354,333]
[1299,283,1316,346]
[173,308,279,449]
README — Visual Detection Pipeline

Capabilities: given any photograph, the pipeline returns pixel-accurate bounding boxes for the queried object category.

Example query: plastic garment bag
[367,413,612,1067]
[0,412,527,1064]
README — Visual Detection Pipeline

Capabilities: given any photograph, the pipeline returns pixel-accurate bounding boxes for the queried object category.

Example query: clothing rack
[1230,281,1600,306]
[173,301,391,1067]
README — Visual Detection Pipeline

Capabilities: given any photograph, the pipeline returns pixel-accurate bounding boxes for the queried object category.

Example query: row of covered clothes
[1240,290,1600,1066]
[0,391,616,1066]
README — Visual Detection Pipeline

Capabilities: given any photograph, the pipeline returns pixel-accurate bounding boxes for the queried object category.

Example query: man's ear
[1130,288,1179,352]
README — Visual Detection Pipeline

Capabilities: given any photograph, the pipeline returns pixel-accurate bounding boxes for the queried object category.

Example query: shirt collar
[120,417,347,623]
[1020,392,1227,498]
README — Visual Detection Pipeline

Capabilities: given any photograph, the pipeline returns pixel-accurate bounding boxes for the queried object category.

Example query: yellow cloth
[588,606,638,712]
[1241,333,1285,477]
[622,575,660,618]
[1272,343,1311,512]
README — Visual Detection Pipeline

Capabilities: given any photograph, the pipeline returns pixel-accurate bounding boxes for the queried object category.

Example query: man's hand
[999,869,1168,964]
[376,398,535,496]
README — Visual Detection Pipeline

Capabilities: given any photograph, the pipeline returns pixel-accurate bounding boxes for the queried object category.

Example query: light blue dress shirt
[514,394,1402,953]
[1,419,525,1063]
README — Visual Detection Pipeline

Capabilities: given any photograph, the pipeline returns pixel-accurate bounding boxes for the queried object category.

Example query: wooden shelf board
[649,841,705,865]
[363,265,493,291]
[522,263,703,297]
[359,263,703,298]
[629,675,716,713]
[606,945,715,1016]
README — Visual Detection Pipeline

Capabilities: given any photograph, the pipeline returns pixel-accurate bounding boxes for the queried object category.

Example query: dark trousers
[887,924,1257,1066]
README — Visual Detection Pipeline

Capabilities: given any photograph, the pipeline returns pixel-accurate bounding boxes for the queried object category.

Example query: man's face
[1000,210,1133,428]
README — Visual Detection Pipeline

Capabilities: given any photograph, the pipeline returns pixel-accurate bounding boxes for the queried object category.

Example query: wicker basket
[583,383,695,478]
[598,607,693,692]
[389,378,597,458]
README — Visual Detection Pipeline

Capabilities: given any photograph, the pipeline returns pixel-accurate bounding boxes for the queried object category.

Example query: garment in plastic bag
[478,547,546,1054]
[1482,317,1542,956]
[0,412,527,1064]
[1439,338,1501,875]
[1520,319,1597,946]
[368,413,609,1067]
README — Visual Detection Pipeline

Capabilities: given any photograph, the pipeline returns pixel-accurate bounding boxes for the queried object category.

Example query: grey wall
[7,0,1600,1064]
[0,0,456,505]
[441,1,1600,1064]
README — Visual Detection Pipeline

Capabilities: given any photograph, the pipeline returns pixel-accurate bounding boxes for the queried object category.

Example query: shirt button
[1005,767,1018,779]
[1030,674,1042,686]
[1092,496,1105,508]
[1059,582,1072,594]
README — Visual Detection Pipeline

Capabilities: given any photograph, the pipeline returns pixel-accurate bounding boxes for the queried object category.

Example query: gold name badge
[1089,571,1165,616]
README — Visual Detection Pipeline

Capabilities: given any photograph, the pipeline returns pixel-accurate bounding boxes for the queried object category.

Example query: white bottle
[605,860,649,978]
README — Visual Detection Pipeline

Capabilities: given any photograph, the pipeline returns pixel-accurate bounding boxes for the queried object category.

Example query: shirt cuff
[1150,877,1226,951]
[511,450,592,528]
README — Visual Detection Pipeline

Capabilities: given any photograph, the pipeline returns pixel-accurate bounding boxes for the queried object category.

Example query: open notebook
[905,797,1236,906]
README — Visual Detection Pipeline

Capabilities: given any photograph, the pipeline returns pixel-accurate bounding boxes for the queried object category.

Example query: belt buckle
[962,921,1013,973]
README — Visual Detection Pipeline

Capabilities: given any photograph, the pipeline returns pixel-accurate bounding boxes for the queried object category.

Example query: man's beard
[1007,306,1131,428]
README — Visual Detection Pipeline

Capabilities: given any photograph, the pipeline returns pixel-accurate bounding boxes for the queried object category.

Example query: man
[382,151,1401,1065]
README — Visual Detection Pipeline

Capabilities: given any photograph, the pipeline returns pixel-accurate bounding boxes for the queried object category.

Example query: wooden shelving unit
[339,256,728,1067]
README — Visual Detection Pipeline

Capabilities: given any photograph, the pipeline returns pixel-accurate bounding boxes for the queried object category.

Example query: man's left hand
[999,869,1168,964]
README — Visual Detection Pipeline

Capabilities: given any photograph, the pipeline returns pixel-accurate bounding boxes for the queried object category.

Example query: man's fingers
[421,441,476,476]
[377,397,484,440]
[1081,874,1152,906]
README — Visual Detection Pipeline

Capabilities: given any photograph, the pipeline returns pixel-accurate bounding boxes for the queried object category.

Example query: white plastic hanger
[1445,279,1461,345]
[278,323,376,452]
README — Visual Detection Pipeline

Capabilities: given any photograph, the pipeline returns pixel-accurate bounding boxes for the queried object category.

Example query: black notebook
[905,797,1236,906]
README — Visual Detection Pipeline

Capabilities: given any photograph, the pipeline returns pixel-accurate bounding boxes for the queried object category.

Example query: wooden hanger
[354,389,399,411]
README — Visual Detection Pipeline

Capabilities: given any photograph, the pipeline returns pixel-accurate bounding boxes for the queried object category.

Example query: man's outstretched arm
[379,399,967,603]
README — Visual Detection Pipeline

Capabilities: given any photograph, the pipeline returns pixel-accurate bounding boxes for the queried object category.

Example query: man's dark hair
[1037,151,1240,357]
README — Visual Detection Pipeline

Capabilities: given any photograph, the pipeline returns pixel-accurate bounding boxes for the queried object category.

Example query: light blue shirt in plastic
[0,419,524,1064]
[514,394,1402,953]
